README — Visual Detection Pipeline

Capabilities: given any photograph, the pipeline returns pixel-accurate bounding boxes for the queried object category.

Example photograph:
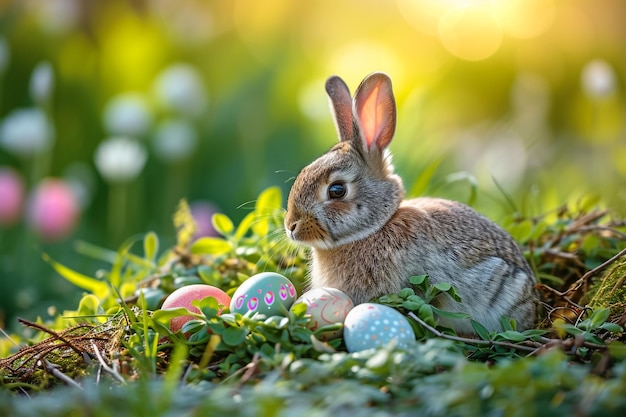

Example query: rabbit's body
[311,197,537,333]
[284,73,538,333]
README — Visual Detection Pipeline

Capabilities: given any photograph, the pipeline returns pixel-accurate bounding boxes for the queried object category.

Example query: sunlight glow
[492,0,555,39]
[400,0,557,61]
[438,5,502,61]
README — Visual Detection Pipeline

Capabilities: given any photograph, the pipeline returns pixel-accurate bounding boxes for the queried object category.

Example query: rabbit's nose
[284,213,298,234]
[287,220,298,234]
[285,217,302,241]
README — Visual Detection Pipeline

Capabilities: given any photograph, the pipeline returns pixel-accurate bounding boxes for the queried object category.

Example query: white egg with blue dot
[343,303,416,352]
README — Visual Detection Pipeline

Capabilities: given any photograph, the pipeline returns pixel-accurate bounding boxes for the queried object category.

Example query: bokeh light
[0,0,625,328]
[438,4,502,61]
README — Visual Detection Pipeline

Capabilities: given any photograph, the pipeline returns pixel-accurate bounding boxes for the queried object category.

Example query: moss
[0,322,121,391]
[588,256,626,314]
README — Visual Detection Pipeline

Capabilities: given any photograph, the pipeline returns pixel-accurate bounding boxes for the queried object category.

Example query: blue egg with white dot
[343,303,416,352]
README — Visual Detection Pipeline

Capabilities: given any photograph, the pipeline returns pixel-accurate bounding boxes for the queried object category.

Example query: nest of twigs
[0,317,124,390]
[531,208,626,327]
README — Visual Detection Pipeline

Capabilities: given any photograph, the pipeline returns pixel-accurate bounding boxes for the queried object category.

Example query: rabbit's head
[285,73,405,249]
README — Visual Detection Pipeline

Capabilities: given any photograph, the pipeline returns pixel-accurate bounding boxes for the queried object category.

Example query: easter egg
[343,303,416,352]
[230,272,297,317]
[293,287,354,340]
[161,284,231,333]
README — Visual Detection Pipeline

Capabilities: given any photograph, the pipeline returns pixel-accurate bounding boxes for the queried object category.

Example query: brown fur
[284,73,538,334]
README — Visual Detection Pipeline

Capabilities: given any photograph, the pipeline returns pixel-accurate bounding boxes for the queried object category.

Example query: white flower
[103,93,153,137]
[153,63,208,117]
[30,61,54,105]
[0,37,9,74]
[0,108,53,157]
[152,119,198,163]
[581,59,616,99]
[29,0,80,35]
[94,137,148,183]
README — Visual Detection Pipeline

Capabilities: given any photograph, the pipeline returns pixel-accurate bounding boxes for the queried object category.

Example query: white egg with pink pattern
[292,287,354,341]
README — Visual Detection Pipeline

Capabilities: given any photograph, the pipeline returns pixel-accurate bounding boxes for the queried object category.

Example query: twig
[0,326,20,346]
[536,336,607,350]
[567,210,608,231]
[406,312,536,352]
[90,342,126,384]
[543,248,586,264]
[576,225,626,239]
[17,318,89,357]
[407,312,611,359]
[240,351,261,385]
[40,360,83,390]
[223,351,261,391]
[564,247,626,298]
[536,284,584,309]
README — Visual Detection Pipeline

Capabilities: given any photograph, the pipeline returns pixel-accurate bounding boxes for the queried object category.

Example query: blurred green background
[0,0,625,330]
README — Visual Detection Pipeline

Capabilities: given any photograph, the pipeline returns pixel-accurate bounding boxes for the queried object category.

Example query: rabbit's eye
[328,182,347,199]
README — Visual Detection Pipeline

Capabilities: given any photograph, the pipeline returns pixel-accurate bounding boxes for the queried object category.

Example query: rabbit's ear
[325,76,354,142]
[354,73,396,151]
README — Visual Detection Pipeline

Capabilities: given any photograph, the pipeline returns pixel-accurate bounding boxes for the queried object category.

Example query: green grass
[1,187,626,416]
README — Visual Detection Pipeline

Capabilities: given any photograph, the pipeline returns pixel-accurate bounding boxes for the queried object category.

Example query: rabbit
[283,72,539,335]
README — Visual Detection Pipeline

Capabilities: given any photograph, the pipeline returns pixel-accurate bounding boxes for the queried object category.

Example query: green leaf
[265,316,290,328]
[600,322,624,333]
[521,329,548,339]
[252,186,282,237]
[144,231,159,263]
[471,320,491,341]
[582,332,604,345]
[433,282,452,292]
[212,213,234,236]
[496,331,527,342]
[431,307,470,321]
[73,240,118,263]
[222,327,248,346]
[256,186,282,213]
[109,233,145,288]
[409,275,428,286]
[446,287,462,302]
[586,308,611,329]
[43,253,109,300]
[193,296,223,318]
[182,320,208,336]
[398,288,415,298]
[290,302,308,317]
[556,322,583,335]
[126,252,155,269]
[77,294,101,317]
[234,212,256,242]
[191,237,233,255]
[402,298,424,311]
[507,220,534,243]
[219,313,238,326]
[153,307,198,324]
[418,304,435,326]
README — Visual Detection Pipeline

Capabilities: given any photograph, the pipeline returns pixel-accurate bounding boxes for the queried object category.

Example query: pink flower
[0,167,25,226]
[27,178,80,241]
